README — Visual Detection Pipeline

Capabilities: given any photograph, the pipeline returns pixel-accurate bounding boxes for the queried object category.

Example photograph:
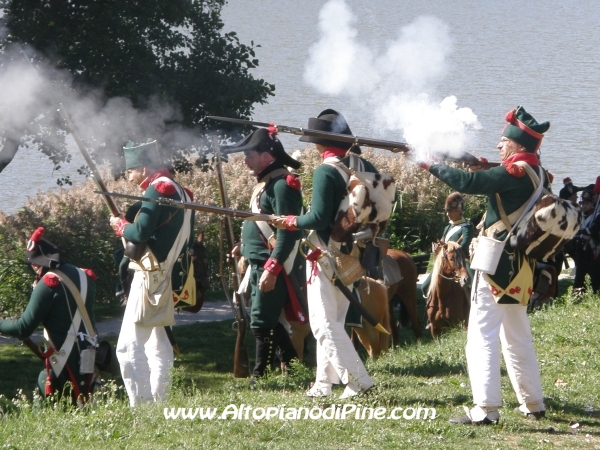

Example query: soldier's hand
[259,269,277,292]
[270,217,287,230]
[231,243,241,258]
[109,215,129,237]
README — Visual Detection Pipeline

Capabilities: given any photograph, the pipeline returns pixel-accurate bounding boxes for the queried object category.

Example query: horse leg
[387,288,400,348]
[289,321,311,362]
[352,326,374,358]
[398,281,422,340]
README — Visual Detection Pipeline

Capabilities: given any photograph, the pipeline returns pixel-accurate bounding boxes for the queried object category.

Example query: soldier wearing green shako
[0,227,98,403]
[226,128,305,378]
[109,140,194,406]
[418,106,550,425]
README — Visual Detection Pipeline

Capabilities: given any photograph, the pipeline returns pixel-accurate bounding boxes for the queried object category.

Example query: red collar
[501,152,539,167]
[321,147,347,160]
[501,153,540,178]
[139,168,172,190]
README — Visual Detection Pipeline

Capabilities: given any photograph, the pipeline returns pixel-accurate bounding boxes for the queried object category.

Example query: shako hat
[299,109,360,153]
[25,227,61,269]
[123,139,161,170]
[502,106,550,152]
[222,128,301,170]
[444,192,464,211]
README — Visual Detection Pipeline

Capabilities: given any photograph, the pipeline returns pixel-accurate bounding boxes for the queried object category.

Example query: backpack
[500,163,582,261]
[324,154,396,242]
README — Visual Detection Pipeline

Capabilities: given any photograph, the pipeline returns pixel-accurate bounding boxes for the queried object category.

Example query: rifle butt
[233,329,250,378]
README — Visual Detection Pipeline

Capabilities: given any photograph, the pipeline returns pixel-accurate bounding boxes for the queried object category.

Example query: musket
[58,106,181,352]
[208,116,410,153]
[212,135,250,378]
[57,105,121,216]
[94,191,277,222]
[300,240,389,334]
[21,337,44,360]
[208,115,501,167]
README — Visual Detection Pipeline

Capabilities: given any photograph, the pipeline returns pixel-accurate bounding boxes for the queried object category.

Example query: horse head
[439,242,469,287]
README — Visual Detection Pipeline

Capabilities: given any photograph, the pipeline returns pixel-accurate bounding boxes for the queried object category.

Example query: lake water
[1,0,599,213]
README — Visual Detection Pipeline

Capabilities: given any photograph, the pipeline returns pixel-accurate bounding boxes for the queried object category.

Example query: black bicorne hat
[299,109,361,153]
[24,227,61,269]
[222,128,301,170]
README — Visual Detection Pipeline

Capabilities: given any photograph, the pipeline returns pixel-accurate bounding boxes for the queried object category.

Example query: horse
[385,249,421,346]
[289,276,391,361]
[425,241,470,337]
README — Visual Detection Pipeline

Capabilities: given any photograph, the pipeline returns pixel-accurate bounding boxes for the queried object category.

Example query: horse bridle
[440,247,465,283]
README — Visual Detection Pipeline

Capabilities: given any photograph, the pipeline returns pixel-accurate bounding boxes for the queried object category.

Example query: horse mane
[428,241,463,296]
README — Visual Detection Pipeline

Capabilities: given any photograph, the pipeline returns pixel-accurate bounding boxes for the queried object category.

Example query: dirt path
[0,300,235,345]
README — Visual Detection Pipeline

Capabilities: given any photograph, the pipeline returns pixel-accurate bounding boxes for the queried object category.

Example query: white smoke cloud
[304,0,481,158]
[0,44,196,171]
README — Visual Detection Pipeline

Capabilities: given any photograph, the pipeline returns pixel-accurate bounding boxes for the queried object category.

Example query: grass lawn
[0,281,599,449]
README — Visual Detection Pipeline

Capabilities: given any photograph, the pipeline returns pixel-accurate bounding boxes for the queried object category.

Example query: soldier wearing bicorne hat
[272,109,379,399]
[226,127,306,378]
[418,106,551,424]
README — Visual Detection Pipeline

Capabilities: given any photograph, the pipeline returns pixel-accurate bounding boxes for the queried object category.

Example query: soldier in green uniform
[273,109,377,399]
[0,227,97,402]
[226,128,304,378]
[109,140,194,406]
[418,106,550,424]
[421,192,474,297]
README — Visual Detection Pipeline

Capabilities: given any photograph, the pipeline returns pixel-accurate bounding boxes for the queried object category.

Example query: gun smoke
[0,44,201,173]
[304,0,481,159]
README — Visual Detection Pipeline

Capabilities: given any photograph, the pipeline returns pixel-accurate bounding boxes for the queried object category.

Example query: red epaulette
[154,181,176,196]
[43,274,60,288]
[286,174,301,190]
[184,188,194,201]
[504,162,526,178]
[83,268,98,281]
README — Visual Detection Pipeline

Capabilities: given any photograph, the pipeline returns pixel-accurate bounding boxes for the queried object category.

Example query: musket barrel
[58,104,121,217]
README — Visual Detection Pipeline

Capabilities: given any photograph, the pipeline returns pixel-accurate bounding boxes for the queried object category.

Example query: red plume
[563,177,572,185]
[267,124,278,137]
[594,176,600,194]
[30,227,44,242]
[505,109,516,124]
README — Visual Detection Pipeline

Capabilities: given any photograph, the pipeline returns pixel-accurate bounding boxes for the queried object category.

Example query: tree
[0,0,274,176]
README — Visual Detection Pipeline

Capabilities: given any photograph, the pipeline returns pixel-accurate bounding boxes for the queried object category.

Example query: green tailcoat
[122,178,195,296]
[429,163,544,304]
[0,264,96,396]
[295,156,377,245]
[241,167,304,328]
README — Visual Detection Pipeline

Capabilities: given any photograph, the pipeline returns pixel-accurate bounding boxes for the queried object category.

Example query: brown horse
[386,249,422,345]
[351,277,391,359]
[425,241,470,337]
[289,276,391,360]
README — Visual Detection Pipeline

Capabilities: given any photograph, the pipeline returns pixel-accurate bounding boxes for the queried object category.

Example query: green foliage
[0,0,274,172]
[0,230,32,318]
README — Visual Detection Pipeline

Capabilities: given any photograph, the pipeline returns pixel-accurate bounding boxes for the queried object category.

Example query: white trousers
[306,262,373,389]
[117,271,174,407]
[466,272,544,410]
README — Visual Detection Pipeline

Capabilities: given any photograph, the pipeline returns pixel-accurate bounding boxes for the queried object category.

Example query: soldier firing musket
[207,115,501,168]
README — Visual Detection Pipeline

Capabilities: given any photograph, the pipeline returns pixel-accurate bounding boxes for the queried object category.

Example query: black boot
[251,328,275,378]
[273,322,298,374]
